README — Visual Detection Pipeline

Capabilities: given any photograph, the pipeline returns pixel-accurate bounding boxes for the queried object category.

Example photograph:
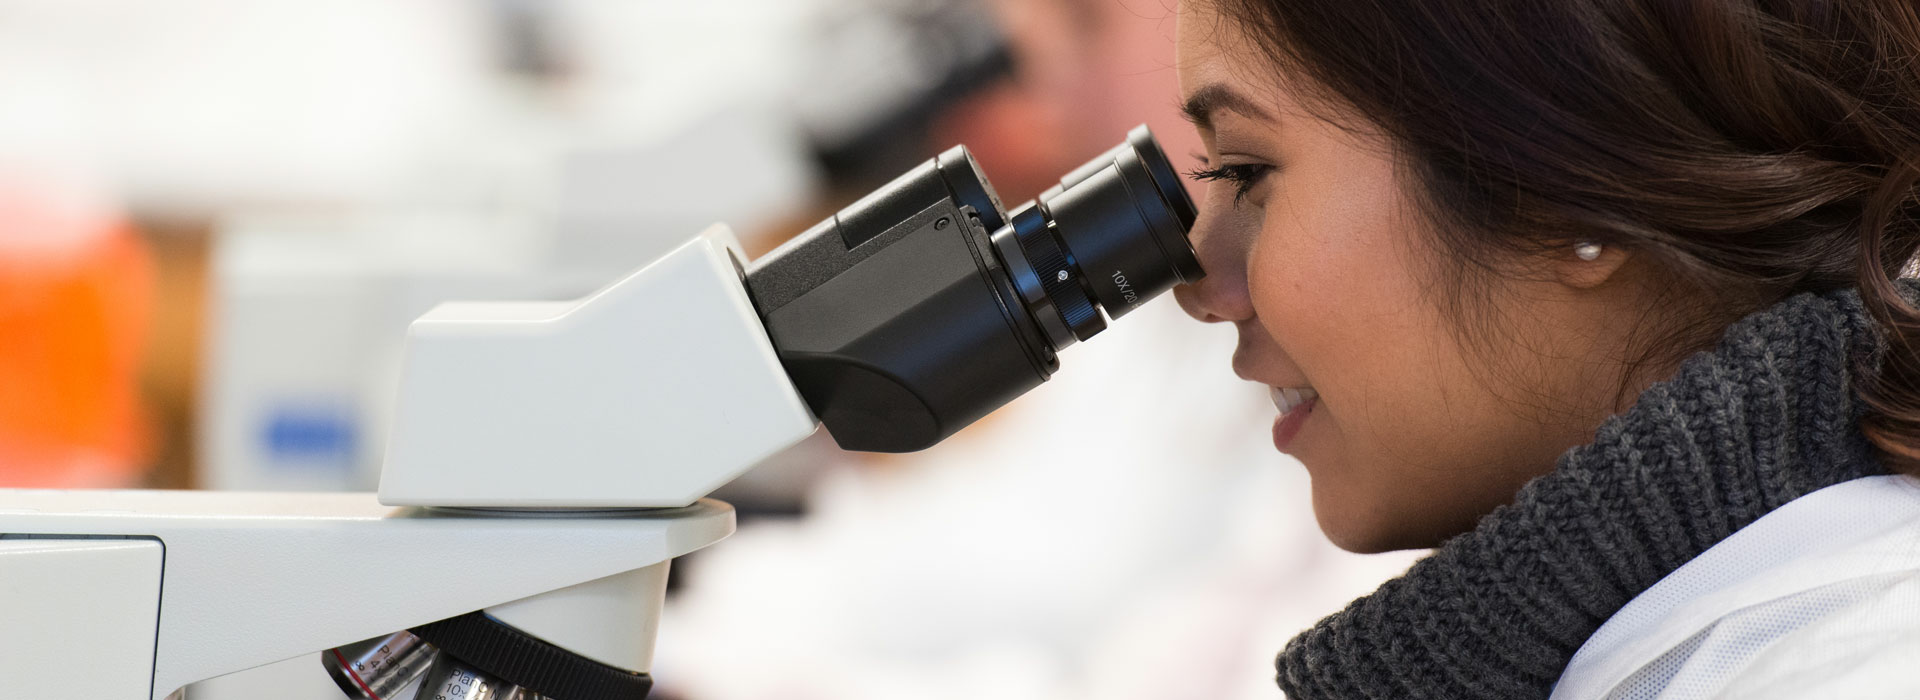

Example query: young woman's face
[1172,2,1662,552]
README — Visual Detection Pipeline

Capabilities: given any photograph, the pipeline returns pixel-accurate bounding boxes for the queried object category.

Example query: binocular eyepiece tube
[747,125,1202,452]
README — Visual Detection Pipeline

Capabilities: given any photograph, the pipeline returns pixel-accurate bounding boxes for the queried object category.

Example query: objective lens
[411,651,545,700]
[323,631,438,700]
[989,125,1201,349]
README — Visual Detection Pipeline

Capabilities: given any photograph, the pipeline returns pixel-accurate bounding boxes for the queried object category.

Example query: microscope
[0,126,1200,700]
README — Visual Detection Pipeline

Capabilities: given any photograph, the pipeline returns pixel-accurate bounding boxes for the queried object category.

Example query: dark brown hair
[1210,0,1920,474]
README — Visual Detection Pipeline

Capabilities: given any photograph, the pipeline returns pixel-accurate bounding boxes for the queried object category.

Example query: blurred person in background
[1173,0,1920,698]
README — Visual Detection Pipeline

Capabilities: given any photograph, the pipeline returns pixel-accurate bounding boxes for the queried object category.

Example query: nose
[1172,200,1256,324]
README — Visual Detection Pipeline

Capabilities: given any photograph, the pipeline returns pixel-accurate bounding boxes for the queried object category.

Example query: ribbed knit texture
[1275,286,1899,699]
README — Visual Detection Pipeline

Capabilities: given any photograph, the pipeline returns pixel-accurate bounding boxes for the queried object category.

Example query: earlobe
[1557,242,1631,290]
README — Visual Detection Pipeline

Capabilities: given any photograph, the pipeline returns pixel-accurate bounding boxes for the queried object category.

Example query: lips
[1271,389,1318,452]
[1270,386,1318,416]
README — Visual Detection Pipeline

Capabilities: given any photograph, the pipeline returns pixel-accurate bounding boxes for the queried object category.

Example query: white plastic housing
[487,563,671,672]
[0,538,163,699]
[0,489,733,699]
[379,225,818,507]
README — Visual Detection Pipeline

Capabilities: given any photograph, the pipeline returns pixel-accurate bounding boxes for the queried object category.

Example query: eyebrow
[1180,84,1273,129]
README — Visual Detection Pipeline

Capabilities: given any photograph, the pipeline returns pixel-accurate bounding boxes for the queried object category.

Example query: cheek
[1246,156,1438,404]
[1243,145,1580,549]
[1244,152,1489,532]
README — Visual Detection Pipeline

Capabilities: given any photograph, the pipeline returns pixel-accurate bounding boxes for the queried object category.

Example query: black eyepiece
[745,125,1204,452]
[1000,124,1202,348]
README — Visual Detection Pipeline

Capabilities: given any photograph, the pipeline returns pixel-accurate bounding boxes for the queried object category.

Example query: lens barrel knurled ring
[412,611,653,700]
[1012,206,1104,341]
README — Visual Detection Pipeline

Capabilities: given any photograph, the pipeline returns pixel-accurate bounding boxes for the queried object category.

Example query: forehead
[1175,2,1234,85]
[1174,2,1284,120]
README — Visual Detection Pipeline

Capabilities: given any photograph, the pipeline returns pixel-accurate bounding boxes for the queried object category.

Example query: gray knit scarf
[1276,286,1899,699]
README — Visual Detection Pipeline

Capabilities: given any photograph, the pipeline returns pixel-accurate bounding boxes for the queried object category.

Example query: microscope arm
[0,489,731,699]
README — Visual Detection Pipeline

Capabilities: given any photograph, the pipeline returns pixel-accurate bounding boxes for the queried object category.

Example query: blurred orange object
[0,182,155,487]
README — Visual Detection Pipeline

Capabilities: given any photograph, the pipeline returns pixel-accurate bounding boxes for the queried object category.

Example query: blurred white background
[0,1,1421,698]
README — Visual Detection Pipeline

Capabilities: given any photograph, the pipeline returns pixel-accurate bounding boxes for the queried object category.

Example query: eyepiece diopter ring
[1009,202,1104,342]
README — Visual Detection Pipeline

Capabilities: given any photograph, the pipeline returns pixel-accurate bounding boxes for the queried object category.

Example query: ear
[1553,243,1632,290]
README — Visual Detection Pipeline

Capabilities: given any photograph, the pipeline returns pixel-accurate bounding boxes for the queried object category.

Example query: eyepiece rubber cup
[1020,125,1204,325]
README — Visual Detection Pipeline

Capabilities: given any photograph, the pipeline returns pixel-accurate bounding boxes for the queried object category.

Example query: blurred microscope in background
[0,1,1422,699]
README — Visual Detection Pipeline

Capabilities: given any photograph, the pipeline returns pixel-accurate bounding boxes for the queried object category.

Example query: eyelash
[1186,162,1274,203]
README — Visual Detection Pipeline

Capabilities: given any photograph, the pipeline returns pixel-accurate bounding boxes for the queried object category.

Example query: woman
[1169,1,1920,698]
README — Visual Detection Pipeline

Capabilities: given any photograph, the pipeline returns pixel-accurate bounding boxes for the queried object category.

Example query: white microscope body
[0,226,818,699]
[0,125,1200,700]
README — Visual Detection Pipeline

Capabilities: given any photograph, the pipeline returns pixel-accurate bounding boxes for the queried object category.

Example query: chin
[1309,481,1445,554]
[1316,515,1408,554]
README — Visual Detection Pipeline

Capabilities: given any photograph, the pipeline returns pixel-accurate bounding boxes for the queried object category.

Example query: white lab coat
[1550,474,1920,699]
